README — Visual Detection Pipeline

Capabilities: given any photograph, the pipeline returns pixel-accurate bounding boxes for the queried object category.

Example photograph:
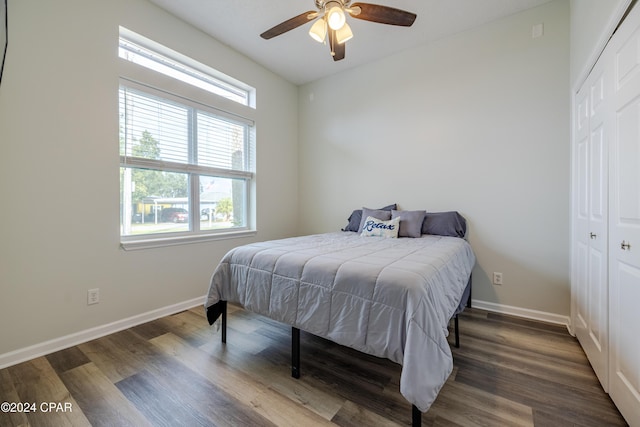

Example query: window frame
[118,31,256,250]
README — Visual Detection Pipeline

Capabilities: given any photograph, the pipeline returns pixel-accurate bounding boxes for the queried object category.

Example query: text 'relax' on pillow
[358,207,393,233]
[342,203,397,232]
[391,210,427,238]
[360,216,400,238]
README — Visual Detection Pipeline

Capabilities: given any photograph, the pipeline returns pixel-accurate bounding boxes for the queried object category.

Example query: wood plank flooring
[0,306,628,426]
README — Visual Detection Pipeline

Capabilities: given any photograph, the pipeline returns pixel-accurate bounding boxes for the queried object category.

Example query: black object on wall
[0,0,7,86]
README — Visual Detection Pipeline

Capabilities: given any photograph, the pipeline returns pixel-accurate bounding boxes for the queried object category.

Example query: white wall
[1,0,618,361]
[569,0,629,88]
[0,0,298,357]
[298,0,571,317]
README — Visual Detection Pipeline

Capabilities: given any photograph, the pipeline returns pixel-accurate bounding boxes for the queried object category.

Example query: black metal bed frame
[215,278,472,427]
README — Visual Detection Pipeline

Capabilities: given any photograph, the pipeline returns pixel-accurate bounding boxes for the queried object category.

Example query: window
[118,36,250,106]
[119,29,256,248]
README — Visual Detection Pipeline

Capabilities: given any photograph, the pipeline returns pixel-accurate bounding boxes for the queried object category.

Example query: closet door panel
[613,264,640,387]
[610,96,640,426]
[573,88,590,335]
[609,5,640,424]
[573,63,611,389]
[588,122,608,356]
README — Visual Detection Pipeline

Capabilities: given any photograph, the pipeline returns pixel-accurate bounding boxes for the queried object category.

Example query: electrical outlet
[493,272,503,286]
[87,288,100,305]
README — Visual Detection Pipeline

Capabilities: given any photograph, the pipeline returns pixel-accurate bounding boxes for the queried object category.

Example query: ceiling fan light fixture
[309,18,327,42]
[336,22,353,44]
[261,0,416,61]
[326,3,346,30]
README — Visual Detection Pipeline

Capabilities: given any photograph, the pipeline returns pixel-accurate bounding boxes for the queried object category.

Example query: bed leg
[412,404,422,427]
[454,314,460,348]
[292,327,300,379]
[221,301,227,344]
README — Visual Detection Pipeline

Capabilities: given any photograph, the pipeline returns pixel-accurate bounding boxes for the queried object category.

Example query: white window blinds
[119,84,254,177]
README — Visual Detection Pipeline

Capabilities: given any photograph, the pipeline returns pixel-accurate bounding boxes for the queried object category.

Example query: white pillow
[360,216,400,238]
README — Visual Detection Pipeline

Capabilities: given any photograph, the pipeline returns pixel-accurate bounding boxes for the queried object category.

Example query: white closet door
[573,75,590,349]
[609,4,640,424]
[573,57,611,390]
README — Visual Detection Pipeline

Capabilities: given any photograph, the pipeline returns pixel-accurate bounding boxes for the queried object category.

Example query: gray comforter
[205,232,475,412]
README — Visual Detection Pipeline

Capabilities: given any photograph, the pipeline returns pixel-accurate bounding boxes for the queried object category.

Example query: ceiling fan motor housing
[315,0,351,9]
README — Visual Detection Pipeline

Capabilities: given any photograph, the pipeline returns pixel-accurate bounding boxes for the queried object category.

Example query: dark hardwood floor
[0,306,628,426]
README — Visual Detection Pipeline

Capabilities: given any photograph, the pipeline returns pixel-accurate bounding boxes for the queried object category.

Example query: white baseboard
[0,297,572,370]
[0,296,205,370]
[471,299,572,333]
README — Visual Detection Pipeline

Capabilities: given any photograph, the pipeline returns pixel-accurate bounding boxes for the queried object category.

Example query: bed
[205,209,475,426]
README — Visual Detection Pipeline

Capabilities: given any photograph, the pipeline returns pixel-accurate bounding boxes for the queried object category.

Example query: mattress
[205,232,475,412]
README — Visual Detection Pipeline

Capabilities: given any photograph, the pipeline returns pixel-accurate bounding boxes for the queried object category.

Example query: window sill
[120,230,257,251]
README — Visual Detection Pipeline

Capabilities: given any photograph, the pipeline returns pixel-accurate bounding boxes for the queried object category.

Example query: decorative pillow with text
[360,216,400,238]
[342,203,397,232]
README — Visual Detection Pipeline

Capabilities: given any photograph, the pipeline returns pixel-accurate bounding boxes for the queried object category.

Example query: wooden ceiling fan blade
[349,3,416,26]
[328,29,346,61]
[260,11,317,39]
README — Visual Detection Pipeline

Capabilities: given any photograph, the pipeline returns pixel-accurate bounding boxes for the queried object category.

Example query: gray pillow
[421,211,467,238]
[391,210,427,238]
[343,203,396,232]
[358,207,392,232]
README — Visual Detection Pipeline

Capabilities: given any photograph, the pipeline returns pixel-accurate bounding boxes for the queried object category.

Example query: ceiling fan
[260,1,417,61]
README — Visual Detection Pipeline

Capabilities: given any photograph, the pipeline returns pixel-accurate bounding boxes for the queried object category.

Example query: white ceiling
[147,0,554,85]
